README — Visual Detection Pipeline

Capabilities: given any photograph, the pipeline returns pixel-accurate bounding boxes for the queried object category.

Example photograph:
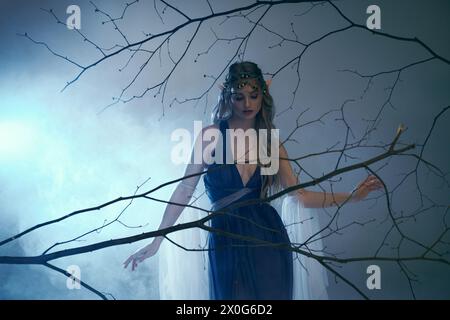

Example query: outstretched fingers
[124,254,139,271]
[123,256,132,269]
[124,250,148,271]
[366,175,383,191]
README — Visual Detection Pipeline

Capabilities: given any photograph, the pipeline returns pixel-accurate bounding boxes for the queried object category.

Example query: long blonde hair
[211,61,282,199]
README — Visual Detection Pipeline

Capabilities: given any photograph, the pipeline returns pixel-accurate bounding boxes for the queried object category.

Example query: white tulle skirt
[158,192,328,300]
[281,194,329,300]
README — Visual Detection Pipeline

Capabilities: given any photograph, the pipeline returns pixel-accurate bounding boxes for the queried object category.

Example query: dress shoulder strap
[219,120,228,161]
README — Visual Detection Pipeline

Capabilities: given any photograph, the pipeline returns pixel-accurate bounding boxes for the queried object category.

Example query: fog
[0,0,449,299]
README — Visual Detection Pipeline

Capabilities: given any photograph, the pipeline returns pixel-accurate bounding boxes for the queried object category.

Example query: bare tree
[2,0,449,300]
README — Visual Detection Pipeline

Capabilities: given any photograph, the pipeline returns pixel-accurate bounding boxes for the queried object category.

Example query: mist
[0,0,449,299]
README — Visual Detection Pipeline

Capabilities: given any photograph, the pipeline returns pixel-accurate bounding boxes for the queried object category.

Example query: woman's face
[230,79,262,120]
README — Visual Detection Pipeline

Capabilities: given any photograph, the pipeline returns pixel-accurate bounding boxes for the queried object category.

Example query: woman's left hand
[351,174,383,202]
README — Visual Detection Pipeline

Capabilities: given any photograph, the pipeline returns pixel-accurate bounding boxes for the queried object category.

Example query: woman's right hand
[123,240,160,271]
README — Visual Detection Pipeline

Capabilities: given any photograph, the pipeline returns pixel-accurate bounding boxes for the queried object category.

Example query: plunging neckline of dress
[224,120,260,188]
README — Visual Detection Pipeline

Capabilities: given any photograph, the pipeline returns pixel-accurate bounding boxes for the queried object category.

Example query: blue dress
[203,120,293,300]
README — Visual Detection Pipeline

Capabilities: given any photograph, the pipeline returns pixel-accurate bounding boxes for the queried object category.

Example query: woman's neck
[227,117,256,131]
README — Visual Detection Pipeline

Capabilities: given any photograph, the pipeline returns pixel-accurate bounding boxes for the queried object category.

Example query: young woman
[123,61,383,300]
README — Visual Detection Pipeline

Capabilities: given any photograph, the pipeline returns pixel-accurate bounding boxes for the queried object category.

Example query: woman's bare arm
[123,162,203,270]
[278,144,382,208]
[124,125,218,270]
[151,124,219,249]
